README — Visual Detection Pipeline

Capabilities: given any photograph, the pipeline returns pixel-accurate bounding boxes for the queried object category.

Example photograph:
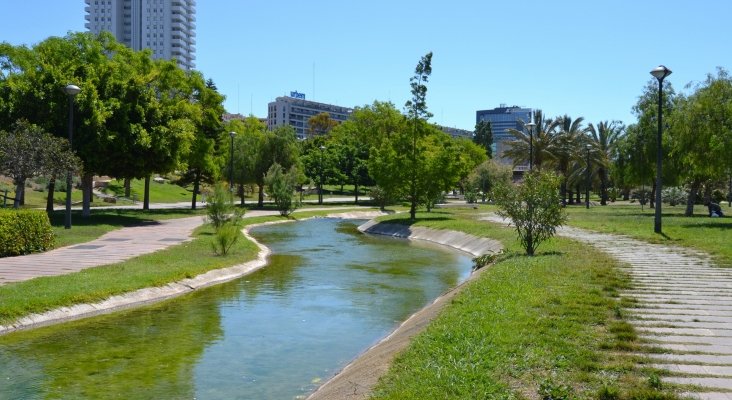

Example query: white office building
[267,94,353,140]
[84,0,196,70]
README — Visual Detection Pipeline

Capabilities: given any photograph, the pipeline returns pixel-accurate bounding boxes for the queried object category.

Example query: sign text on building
[290,91,306,100]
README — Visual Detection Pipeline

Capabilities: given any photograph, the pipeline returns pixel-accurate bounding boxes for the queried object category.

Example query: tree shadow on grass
[47,208,201,228]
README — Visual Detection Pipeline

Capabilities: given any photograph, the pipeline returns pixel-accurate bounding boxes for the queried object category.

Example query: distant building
[84,0,196,70]
[223,113,245,122]
[267,95,352,139]
[437,125,473,140]
[476,105,532,167]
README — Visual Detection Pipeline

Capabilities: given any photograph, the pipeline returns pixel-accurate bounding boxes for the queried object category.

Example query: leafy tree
[468,160,512,202]
[265,162,301,216]
[227,116,266,205]
[492,171,566,256]
[307,112,338,137]
[253,126,299,206]
[473,120,493,158]
[550,115,587,205]
[669,68,732,216]
[179,74,226,209]
[452,137,488,192]
[206,183,244,256]
[630,79,678,208]
[0,120,80,208]
[404,51,433,220]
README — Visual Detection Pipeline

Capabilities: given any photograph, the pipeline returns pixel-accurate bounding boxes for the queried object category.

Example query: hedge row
[0,209,55,257]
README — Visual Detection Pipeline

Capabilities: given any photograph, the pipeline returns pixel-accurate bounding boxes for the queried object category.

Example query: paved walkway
[0,209,292,285]
[483,214,732,399]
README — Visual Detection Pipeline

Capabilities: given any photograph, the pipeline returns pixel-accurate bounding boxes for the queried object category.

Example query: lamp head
[525,122,536,131]
[229,131,236,138]
[650,65,672,81]
[64,84,81,97]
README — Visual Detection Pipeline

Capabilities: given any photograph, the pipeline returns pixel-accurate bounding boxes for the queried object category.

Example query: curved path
[483,214,732,400]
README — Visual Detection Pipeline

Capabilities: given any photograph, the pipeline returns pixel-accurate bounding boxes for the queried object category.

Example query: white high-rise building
[84,0,196,70]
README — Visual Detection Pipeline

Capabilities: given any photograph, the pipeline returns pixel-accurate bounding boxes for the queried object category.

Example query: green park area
[2,33,732,399]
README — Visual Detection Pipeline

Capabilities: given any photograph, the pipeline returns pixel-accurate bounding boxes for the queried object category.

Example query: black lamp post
[650,65,672,234]
[318,145,325,205]
[229,131,236,192]
[63,84,80,229]
[585,143,592,209]
[525,122,536,171]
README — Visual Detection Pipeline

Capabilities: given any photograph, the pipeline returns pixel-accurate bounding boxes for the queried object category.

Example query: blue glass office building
[476,105,532,165]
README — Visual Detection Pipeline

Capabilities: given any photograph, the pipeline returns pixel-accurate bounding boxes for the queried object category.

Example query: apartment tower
[84,0,196,70]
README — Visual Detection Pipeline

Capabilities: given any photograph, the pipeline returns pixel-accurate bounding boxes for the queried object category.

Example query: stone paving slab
[646,353,732,365]
[682,392,732,400]
[643,343,732,355]
[652,363,732,376]
[665,377,732,391]
[632,320,732,330]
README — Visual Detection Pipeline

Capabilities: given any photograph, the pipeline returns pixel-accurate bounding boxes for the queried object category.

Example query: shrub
[211,221,242,256]
[472,252,500,271]
[492,171,567,256]
[205,183,243,229]
[0,209,54,257]
[464,191,478,204]
[369,185,392,211]
[661,186,686,206]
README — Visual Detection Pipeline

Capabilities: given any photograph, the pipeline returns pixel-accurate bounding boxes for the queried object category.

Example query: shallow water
[0,218,472,399]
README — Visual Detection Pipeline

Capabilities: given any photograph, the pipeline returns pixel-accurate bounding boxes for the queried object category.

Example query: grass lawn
[561,202,732,266]
[370,209,677,400]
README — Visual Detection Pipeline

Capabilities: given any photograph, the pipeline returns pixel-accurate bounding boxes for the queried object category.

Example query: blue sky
[2,1,731,131]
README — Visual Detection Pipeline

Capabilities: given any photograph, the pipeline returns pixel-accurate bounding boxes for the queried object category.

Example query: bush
[492,171,567,256]
[211,221,242,256]
[464,191,478,204]
[369,186,392,211]
[662,186,686,206]
[0,209,54,257]
[205,183,243,229]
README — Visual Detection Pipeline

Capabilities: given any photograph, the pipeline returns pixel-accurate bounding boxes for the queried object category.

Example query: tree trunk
[191,170,200,210]
[124,177,131,198]
[13,178,23,208]
[575,185,581,203]
[567,189,574,205]
[623,187,630,201]
[354,183,359,205]
[703,182,713,206]
[19,183,25,206]
[238,184,246,206]
[82,173,93,218]
[46,175,56,212]
[560,179,567,207]
[600,167,608,206]
[143,175,150,210]
[685,179,701,216]
[258,183,264,207]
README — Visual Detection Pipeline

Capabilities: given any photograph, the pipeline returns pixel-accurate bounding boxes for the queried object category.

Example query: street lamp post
[318,145,325,205]
[63,84,80,229]
[650,65,672,234]
[229,131,236,192]
[585,143,592,209]
[525,122,536,171]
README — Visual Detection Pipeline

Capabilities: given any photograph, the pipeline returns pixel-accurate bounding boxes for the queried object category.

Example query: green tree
[468,160,512,202]
[265,162,301,216]
[0,120,80,208]
[492,171,567,256]
[550,115,586,205]
[587,121,624,205]
[227,116,266,205]
[307,112,338,137]
[179,75,226,210]
[669,68,732,216]
[473,120,493,158]
[504,110,559,171]
[254,126,299,206]
[404,51,433,220]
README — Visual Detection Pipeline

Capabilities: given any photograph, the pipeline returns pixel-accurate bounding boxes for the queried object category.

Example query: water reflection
[0,218,471,399]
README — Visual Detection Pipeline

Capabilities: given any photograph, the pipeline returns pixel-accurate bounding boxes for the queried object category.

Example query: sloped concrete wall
[357,220,502,257]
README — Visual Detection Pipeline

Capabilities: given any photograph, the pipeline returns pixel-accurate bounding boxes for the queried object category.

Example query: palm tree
[587,121,624,205]
[504,110,559,171]
[551,115,587,205]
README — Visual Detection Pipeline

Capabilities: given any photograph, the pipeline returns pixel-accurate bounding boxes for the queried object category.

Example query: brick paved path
[483,214,732,400]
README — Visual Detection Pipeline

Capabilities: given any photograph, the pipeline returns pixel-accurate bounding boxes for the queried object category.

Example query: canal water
[0,218,472,399]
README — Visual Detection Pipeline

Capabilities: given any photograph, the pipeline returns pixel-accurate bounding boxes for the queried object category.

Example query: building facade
[267,95,353,140]
[84,0,196,70]
[475,105,532,166]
